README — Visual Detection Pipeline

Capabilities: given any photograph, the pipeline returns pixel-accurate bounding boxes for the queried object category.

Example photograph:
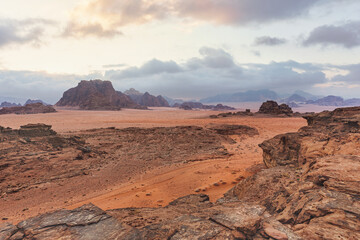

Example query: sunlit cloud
[64,0,324,38]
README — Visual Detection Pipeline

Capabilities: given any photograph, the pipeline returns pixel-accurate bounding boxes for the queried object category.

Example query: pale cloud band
[1,47,359,103]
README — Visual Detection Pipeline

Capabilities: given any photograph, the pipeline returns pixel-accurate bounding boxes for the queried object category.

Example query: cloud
[102,64,127,69]
[0,70,101,104]
[254,36,287,46]
[331,64,360,83]
[62,21,122,38]
[104,47,329,98]
[106,59,182,79]
[0,18,54,47]
[65,0,324,38]
[3,47,359,102]
[175,0,319,25]
[186,47,235,69]
[303,21,360,48]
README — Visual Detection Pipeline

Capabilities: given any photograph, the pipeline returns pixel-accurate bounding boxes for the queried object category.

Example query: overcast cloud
[1,47,359,102]
[254,36,287,46]
[303,21,360,48]
[0,18,54,47]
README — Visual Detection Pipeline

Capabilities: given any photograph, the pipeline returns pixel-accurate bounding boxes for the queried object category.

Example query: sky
[1,0,360,103]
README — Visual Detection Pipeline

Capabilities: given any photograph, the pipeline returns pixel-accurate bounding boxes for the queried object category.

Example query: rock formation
[228,106,360,239]
[56,80,142,110]
[24,99,48,106]
[176,102,235,111]
[127,90,170,107]
[0,103,56,115]
[258,101,293,115]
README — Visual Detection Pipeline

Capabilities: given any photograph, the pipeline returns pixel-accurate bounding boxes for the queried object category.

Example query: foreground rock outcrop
[56,80,142,110]
[1,107,359,239]
[0,103,56,115]
[228,106,360,239]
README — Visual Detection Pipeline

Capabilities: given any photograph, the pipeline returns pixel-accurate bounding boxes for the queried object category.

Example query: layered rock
[0,103,56,115]
[56,80,142,110]
[226,106,360,239]
[258,101,293,116]
[0,204,134,239]
[260,106,360,167]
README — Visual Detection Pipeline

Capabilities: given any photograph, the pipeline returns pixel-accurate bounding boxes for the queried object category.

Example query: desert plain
[0,107,306,224]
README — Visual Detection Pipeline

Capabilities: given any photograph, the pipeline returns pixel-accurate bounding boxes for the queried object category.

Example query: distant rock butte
[24,99,48,106]
[0,103,56,115]
[175,101,235,111]
[127,90,170,107]
[258,100,293,115]
[56,80,143,110]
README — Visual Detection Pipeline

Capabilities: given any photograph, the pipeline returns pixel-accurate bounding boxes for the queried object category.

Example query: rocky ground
[1,107,359,239]
[0,118,269,224]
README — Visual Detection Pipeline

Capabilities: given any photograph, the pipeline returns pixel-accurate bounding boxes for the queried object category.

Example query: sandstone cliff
[56,80,142,110]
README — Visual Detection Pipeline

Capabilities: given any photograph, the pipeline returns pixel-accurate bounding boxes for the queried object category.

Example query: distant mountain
[200,90,279,103]
[124,88,143,96]
[163,96,184,106]
[56,80,142,110]
[0,96,25,105]
[0,101,21,108]
[294,90,322,101]
[307,95,344,106]
[25,99,49,106]
[126,89,170,107]
[283,94,307,103]
[344,98,360,106]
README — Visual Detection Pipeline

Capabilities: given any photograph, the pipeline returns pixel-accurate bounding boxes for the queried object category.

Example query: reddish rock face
[232,106,360,239]
[258,101,293,115]
[0,103,56,115]
[56,80,142,110]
